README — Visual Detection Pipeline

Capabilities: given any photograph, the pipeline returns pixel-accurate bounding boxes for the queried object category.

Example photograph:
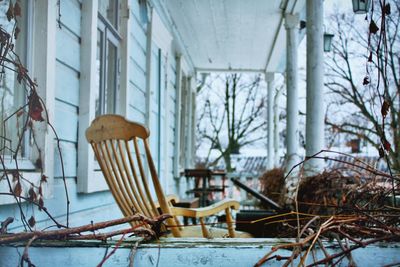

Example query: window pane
[95,29,103,117]
[98,0,118,29]
[0,1,28,156]
[105,41,117,114]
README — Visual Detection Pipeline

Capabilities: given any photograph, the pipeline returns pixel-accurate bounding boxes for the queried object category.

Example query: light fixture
[352,0,371,14]
[299,21,334,52]
[323,33,334,52]
[299,20,307,30]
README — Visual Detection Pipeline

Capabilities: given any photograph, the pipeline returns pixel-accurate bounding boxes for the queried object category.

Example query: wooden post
[199,217,210,238]
[225,207,235,238]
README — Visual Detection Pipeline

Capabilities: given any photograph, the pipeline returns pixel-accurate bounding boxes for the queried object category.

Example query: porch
[2,0,398,265]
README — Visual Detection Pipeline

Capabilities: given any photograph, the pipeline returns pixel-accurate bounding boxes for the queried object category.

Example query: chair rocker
[86,114,250,238]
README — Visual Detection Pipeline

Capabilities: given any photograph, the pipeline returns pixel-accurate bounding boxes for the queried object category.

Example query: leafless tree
[325,2,400,170]
[196,73,266,171]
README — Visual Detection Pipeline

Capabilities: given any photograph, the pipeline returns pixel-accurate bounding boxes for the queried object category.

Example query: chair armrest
[171,198,240,218]
[154,194,180,209]
[166,194,180,205]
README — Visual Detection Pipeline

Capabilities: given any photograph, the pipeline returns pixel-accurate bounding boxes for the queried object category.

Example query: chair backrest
[85,114,178,235]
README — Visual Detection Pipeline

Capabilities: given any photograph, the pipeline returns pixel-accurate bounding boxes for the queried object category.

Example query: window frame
[96,14,121,116]
[78,0,128,193]
[0,0,57,204]
[149,11,172,191]
[0,0,33,166]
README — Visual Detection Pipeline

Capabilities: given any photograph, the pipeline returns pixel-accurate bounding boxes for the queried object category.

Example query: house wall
[0,0,193,230]
[128,0,148,124]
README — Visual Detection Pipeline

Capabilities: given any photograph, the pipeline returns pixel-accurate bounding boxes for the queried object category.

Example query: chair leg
[174,216,183,230]
[199,217,210,238]
[225,207,235,238]
[167,218,182,237]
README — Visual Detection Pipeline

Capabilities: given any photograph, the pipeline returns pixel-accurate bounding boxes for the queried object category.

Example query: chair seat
[166,226,253,238]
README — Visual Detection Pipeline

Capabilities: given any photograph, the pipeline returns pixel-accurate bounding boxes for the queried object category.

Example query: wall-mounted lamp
[323,33,334,52]
[352,0,371,14]
[299,20,334,52]
[300,20,307,30]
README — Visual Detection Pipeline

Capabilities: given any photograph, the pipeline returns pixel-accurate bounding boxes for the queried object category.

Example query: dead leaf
[14,1,21,17]
[383,140,391,151]
[28,216,36,227]
[28,186,37,202]
[369,20,379,34]
[14,182,22,197]
[38,197,44,211]
[41,175,47,183]
[14,26,20,39]
[383,3,391,15]
[384,142,391,151]
[363,76,370,85]
[28,90,44,121]
[381,100,390,118]
[35,158,42,169]
[368,52,373,62]
[16,64,27,84]
[11,170,19,182]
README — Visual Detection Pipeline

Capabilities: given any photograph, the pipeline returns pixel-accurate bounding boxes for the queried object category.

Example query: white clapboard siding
[127,1,148,124]
[54,0,81,180]
[55,61,80,106]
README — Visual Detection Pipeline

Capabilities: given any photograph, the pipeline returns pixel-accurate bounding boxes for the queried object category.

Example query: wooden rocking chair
[86,114,250,238]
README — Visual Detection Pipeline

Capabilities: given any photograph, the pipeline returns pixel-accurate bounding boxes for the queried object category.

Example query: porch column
[174,54,183,196]
[274,84,283,167]
[305,0,325,174]
[284,14,300,174]
[284,13,300,204]
[185,76,193,169]
[266,72,275,170]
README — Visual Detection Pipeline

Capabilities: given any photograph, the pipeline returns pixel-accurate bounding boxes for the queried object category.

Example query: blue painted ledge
[1,238,400,267]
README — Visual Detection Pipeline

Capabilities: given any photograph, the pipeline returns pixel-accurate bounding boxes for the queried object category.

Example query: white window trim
[0,1,57,204]
[173,54,182,178]
[185,76,193,168]
[150,10,172,191]
[78,0,129,193]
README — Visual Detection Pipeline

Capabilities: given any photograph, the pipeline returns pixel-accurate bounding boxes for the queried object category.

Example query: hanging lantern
[352,0,371,14]
[323,33,334,52]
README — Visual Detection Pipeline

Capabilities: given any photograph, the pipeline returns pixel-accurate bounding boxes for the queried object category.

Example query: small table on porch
[184,169,227,207]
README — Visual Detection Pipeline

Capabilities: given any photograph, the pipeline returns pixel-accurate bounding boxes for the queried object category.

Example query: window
[95,0,120,116]
[78,0,126,193]
[1,0,57,203]
[0,1,31,158]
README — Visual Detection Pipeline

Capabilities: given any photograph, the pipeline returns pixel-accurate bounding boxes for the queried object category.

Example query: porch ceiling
[164,0,305,73]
